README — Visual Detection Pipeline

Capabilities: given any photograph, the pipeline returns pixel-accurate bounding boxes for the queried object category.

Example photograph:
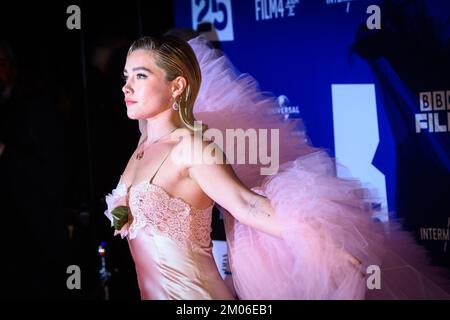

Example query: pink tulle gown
[105,36,450,300]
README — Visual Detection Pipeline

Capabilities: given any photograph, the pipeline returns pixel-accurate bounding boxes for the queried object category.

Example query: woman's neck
[143,109,182,147]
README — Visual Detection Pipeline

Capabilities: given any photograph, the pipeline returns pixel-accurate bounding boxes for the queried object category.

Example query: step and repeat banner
[173,0,450,269]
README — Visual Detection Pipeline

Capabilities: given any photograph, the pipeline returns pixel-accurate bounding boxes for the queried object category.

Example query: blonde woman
[105,35,450,300]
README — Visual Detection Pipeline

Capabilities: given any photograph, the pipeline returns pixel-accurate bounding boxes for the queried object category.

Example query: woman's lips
[125,99,137,106]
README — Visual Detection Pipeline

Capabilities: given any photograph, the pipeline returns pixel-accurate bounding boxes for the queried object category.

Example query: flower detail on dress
[104,182,131,239]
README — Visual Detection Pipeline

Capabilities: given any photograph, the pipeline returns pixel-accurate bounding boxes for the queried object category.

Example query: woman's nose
[122,82,133,95]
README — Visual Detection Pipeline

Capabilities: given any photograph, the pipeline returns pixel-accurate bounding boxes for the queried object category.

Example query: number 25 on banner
[192,0,234,42]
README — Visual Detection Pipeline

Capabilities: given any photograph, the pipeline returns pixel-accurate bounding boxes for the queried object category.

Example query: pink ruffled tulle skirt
[226,151,450,299]
[188,35,450,300]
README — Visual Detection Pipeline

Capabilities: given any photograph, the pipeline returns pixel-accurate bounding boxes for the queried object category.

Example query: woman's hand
[342,250,365,277]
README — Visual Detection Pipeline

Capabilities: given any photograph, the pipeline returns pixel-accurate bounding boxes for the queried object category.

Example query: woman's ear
[172,76,187,98]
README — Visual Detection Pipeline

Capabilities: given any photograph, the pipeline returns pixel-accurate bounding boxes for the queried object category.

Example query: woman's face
[122,49,173,120]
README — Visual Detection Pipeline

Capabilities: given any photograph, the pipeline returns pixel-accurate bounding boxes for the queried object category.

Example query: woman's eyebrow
[132,67,152,72]
[123,67,152,74]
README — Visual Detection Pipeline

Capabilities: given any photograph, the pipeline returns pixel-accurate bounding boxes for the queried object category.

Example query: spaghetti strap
[149,148,173,184]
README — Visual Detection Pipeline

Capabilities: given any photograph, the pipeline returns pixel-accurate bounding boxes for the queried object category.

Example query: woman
[105,35,450,300]
[105,35,289,299]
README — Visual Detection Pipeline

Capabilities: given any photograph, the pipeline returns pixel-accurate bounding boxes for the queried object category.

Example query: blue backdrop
[174,0,450,268]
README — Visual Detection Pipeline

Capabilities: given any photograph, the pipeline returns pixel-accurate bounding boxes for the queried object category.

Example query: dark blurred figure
[0,40,67,299]
[88,36,139,203]
[86,35,141,299]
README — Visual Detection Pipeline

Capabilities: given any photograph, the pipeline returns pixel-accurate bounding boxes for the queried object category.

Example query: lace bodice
[105,143,214,249]
[105,179,214,249]
[127,180,213,247]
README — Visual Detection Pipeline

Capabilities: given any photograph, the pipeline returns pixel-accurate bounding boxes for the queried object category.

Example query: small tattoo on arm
[248,198,271,218]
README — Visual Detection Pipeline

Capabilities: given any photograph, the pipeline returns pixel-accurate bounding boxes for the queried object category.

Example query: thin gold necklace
[136,127,179,160]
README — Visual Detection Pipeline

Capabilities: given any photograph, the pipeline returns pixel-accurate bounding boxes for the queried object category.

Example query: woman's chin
[126,109,140,120]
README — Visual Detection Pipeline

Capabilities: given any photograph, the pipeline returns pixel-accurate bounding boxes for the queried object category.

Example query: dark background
[1,0,449,300]
[0,0,178,299]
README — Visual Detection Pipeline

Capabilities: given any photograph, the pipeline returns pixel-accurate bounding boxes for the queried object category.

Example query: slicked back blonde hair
[128,35,204,131]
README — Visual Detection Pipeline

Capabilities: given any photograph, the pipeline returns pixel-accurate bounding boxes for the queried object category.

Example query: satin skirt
[128,229,234,300]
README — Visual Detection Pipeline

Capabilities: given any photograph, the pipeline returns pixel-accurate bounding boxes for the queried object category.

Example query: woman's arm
[182,135,362,273]
[182,135,283,239]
